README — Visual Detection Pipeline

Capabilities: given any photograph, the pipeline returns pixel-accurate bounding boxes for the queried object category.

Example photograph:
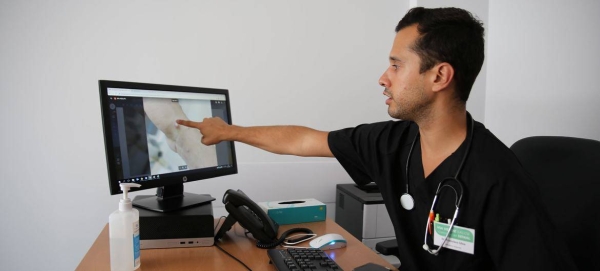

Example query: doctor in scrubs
[178,7,577,271]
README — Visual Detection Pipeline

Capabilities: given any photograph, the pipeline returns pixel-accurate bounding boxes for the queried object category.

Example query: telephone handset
[215,189,279,243]
[214,189,313,249]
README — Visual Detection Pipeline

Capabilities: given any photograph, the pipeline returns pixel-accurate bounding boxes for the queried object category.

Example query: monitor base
[133,192,215,213]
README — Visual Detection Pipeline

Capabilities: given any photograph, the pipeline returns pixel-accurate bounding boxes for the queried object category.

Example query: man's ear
[430,62,454,93]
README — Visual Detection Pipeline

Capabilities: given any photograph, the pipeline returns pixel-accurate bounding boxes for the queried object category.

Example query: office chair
[510,136,600,271]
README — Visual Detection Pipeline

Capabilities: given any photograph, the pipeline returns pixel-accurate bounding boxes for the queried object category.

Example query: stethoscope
[399,113,474,255]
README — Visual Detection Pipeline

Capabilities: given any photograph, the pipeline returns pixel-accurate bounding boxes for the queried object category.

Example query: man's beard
[387,83,431,121]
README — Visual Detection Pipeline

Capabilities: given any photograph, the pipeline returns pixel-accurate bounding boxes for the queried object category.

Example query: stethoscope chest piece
[400,193,415,210]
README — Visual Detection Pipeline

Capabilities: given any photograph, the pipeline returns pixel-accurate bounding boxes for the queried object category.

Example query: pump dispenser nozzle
[119,183,141,211]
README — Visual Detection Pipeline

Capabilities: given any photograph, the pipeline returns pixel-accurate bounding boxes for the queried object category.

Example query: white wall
[486,0,600,145]
[0,1,407,270]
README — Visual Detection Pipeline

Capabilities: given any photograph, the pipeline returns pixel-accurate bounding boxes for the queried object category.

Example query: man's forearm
[228,125,333,157]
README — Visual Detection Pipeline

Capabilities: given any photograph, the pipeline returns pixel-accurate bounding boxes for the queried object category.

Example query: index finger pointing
[176,119,199,128]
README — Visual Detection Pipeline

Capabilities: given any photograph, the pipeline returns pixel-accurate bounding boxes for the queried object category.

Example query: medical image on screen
[143,97,218,175]
[109,96,219,180]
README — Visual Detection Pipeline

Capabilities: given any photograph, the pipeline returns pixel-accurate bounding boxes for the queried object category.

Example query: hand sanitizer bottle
[109,183,141,271]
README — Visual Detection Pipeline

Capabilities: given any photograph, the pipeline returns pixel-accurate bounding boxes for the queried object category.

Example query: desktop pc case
[335,183,395,248]
[336,183,400,267]
[136,196,215,249]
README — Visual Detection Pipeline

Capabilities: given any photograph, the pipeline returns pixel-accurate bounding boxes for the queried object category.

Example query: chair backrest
[510,136,600,271]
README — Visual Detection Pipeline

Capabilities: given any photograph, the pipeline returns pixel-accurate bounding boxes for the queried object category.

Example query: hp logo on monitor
[183,176,188,182]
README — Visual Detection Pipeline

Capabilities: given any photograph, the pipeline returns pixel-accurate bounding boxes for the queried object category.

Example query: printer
[335,183,400,267]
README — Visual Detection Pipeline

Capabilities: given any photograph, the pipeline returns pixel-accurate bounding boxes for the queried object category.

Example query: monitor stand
[133,184,215,213]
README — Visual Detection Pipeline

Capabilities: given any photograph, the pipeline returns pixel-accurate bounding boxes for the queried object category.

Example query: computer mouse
[309,233,347,250]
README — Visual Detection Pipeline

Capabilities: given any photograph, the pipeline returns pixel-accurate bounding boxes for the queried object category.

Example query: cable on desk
[241,223,314,249]
[214,243,252,271]
[214,216,252,271]
[256,227,314,249]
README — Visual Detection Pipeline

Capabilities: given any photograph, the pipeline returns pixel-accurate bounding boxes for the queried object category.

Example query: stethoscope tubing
[400,113,475,255]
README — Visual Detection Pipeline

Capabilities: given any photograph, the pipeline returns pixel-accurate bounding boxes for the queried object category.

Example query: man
[178,7,577,271]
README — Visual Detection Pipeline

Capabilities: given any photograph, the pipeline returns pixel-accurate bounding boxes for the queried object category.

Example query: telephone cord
[256,227,314,249]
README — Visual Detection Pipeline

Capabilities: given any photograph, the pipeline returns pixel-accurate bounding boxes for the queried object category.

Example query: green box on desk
[258,198,326,225]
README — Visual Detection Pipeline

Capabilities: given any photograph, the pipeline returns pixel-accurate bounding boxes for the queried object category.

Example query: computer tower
[336,183,400,267]
[136,196,215,249]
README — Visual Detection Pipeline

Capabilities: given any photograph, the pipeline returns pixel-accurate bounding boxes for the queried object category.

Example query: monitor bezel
[99,80,238,195]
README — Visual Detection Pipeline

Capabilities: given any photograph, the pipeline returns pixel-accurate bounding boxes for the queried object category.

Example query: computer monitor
[98,80,237,212]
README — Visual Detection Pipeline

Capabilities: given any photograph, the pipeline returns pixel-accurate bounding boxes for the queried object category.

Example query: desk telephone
[214,189,313,248]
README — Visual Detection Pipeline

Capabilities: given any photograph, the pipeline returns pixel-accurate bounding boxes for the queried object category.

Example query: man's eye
[391,65,399,70]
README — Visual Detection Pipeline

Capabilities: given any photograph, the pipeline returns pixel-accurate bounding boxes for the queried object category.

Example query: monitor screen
[98,80,237,211]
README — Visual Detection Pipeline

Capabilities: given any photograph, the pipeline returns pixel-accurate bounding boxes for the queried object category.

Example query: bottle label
[133,221,140,267]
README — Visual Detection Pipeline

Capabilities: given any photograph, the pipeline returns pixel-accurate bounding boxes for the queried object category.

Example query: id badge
[433,222,475,254]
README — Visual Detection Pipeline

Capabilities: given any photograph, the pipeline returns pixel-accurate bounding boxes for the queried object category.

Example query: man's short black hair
[396,7,485,102]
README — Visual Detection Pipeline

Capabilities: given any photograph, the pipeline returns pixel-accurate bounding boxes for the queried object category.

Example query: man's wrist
[227,125,242,142]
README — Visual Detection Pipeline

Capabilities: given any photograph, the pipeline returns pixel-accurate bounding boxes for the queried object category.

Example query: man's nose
[379,74,388,87]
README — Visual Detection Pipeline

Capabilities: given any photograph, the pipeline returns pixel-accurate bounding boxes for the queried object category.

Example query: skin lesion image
[143,97,218,174]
